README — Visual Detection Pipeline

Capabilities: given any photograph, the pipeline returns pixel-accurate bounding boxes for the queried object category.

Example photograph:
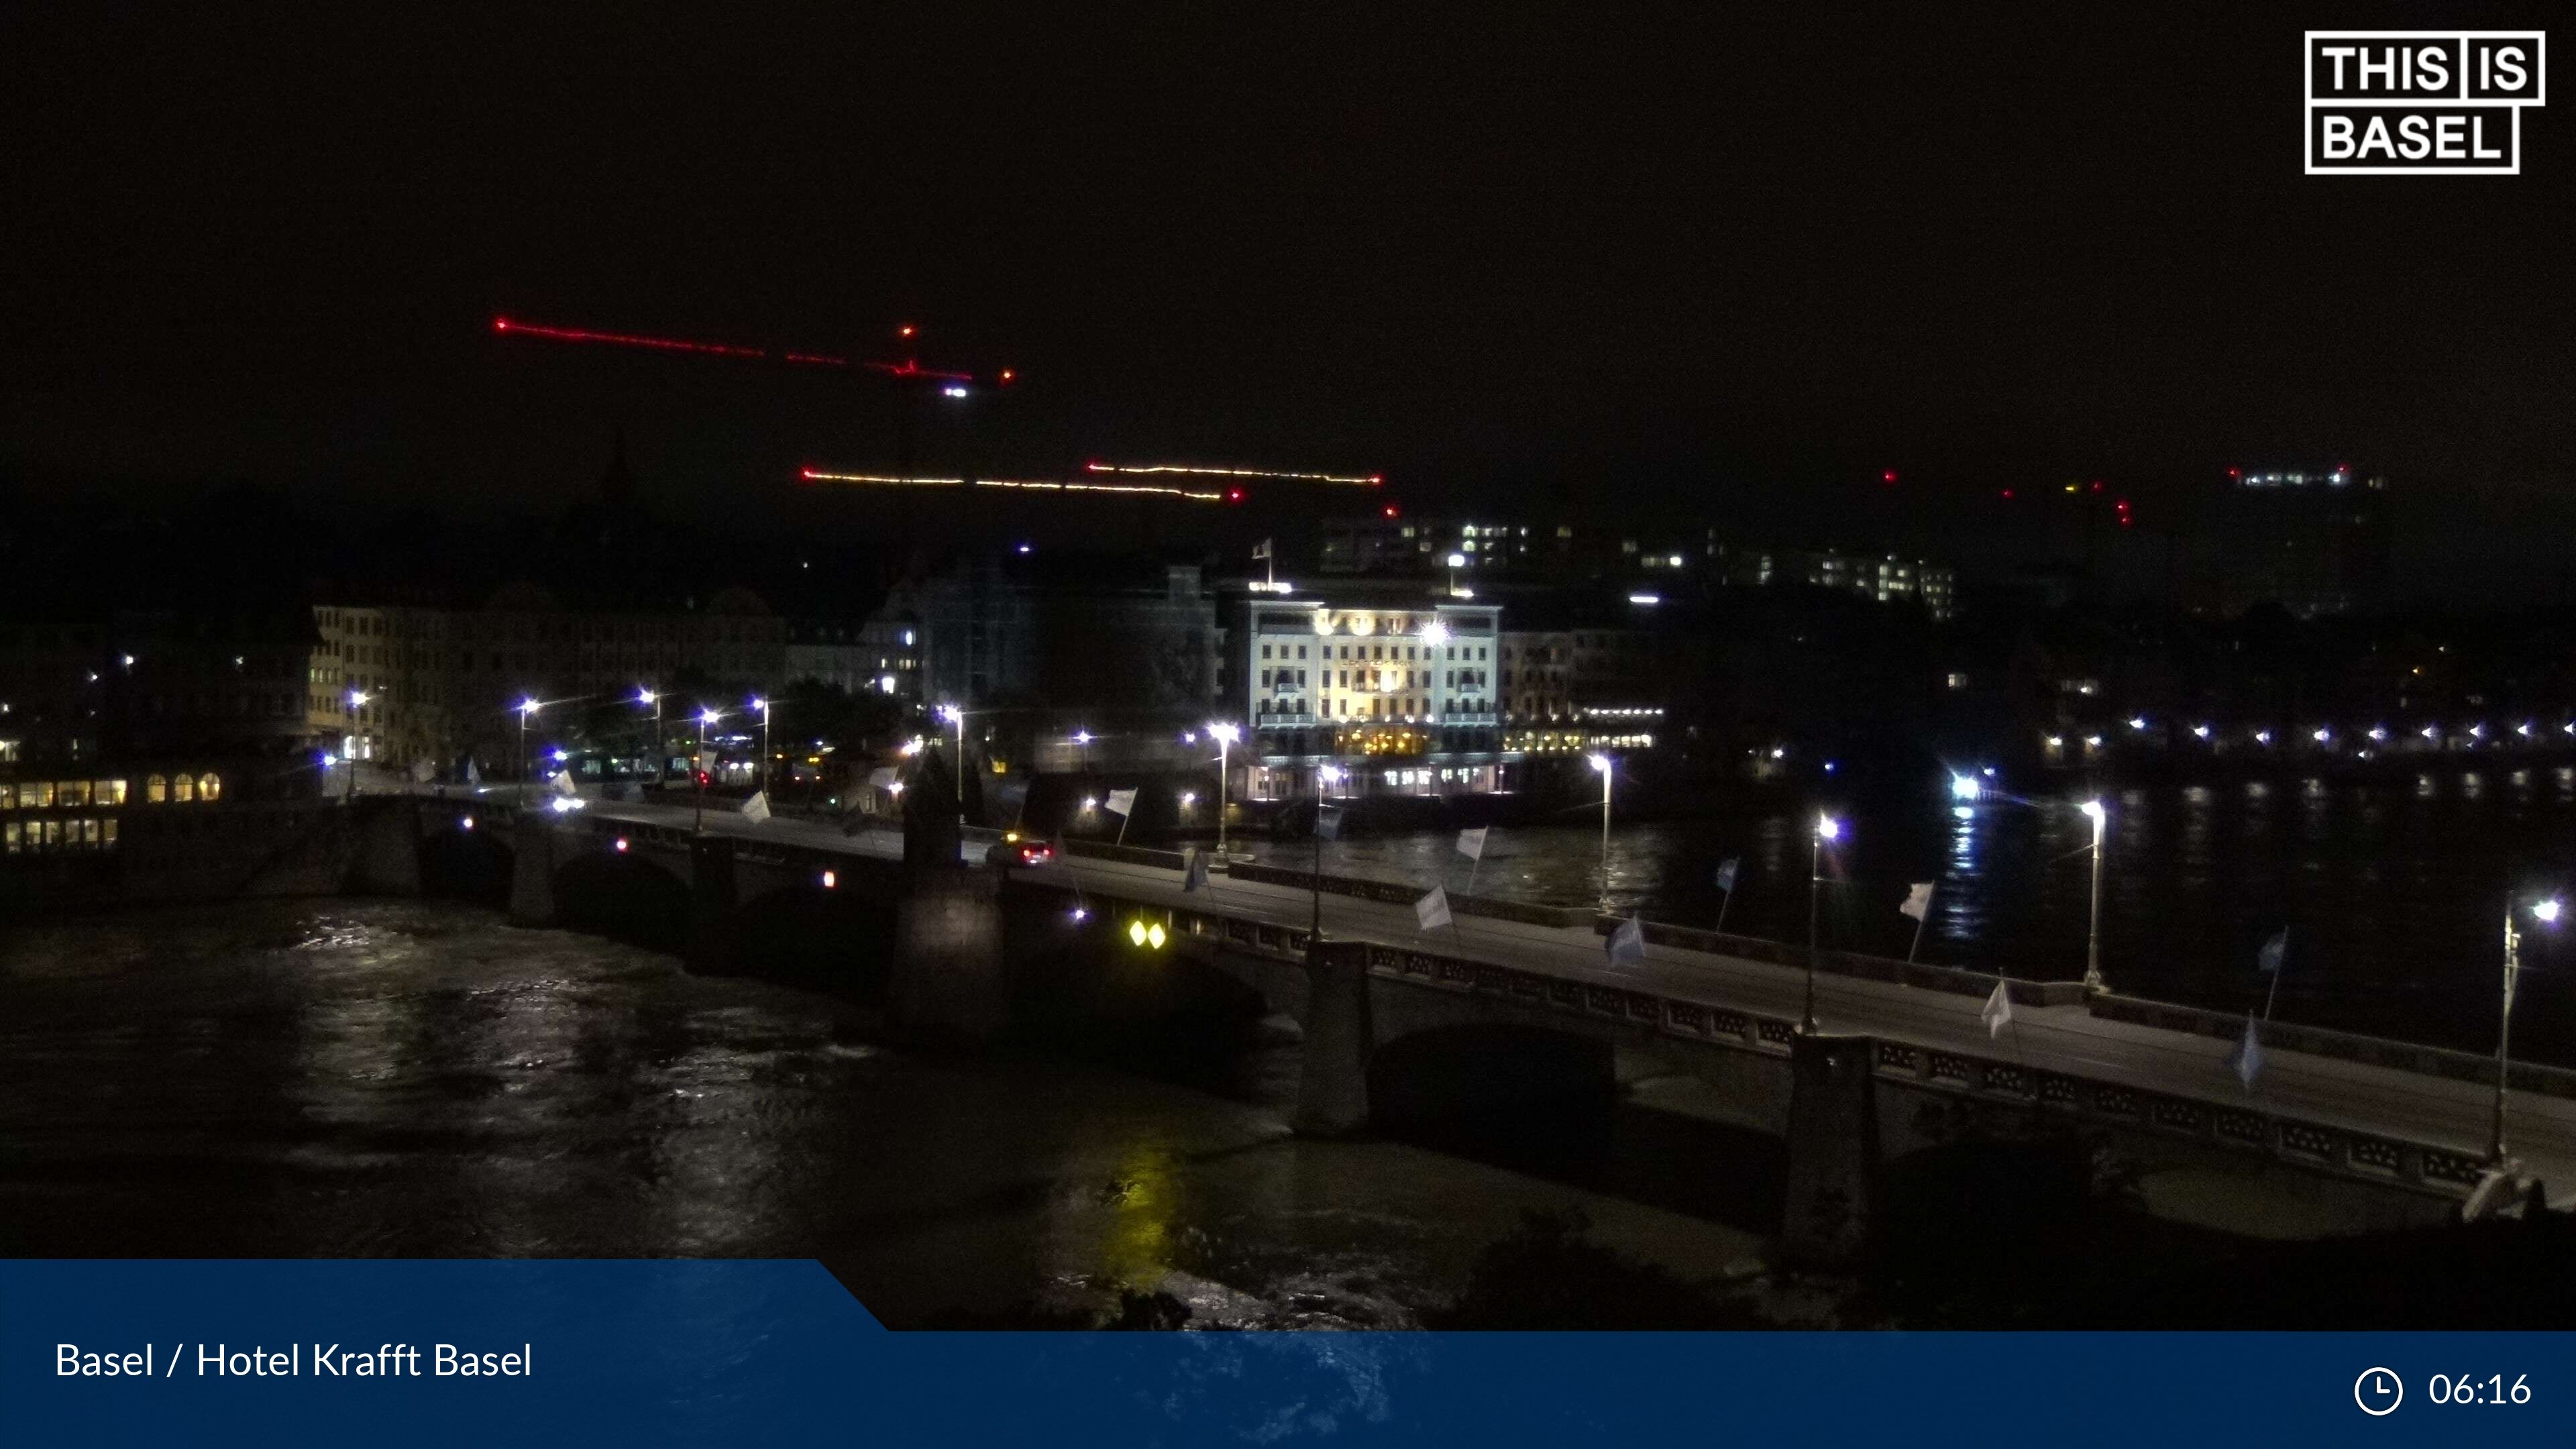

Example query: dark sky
[3,5,2569,582]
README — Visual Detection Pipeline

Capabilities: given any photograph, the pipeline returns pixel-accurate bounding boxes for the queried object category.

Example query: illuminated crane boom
[492,315,1014,388]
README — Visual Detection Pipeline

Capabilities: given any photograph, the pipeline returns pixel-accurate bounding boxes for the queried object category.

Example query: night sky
[3,6,2569,586]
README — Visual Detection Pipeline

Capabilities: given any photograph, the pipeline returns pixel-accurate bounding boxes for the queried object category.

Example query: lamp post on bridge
[2080,798,2108,994]
[1209,721,1240,863]
[637,688,663,787]
[695,708,720,834]
[516,698,539,806]
[1587,751,1615,914]
[343,689,370,800]
[751,696,771,800]
[938,704,967,835]
[2493,894,2563,1165]
[1311,763,1343,943]
[1805,813,1841,1032]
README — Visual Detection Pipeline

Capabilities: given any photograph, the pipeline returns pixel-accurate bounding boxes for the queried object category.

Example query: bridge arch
[422,821,514,905]
[727,878,896,994]
[552,847,693,952]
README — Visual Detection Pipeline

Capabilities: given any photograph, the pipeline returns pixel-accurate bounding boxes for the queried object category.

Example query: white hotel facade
[1230,586,1514,801]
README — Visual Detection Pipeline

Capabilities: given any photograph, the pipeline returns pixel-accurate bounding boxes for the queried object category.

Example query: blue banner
[6,1260,2569,1445]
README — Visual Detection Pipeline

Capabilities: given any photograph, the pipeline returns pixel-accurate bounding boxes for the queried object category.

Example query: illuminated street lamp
[1806,814,1843,1031]
[1588,753,1615,912]
[2080,798,2108,993]
[517,698,539,804]
[637,688,663,786]
[2493,896,2563,1164]
[938,704,967,835]
[1949,772,1980,802]
[751,696,771,799]
[695,708,720,833]
[1311,763,1344,941]
[343,690,370,800]
[1208,721,1240,861]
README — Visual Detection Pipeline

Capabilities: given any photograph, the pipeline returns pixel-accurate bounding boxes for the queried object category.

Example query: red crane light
[1881,470,1898,484]
[2000,488,2015,500]
[1383,504,1400,519]
[494,314,982,382]
[1226,488,1245,504]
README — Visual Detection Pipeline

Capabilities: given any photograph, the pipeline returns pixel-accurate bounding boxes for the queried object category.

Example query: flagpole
[1715,883,1733,935]
[2261,946,2285,1022]
[1115,808,1132,847]
[1907,910,1928,964]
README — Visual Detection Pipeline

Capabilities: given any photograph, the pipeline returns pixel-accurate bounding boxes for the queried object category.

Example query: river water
[0,900,1769,1326]
[1242,763,2576,1065]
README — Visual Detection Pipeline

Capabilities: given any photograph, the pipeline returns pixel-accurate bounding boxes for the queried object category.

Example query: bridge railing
[2093,991,2576,1103]
[1217,859,1595,928]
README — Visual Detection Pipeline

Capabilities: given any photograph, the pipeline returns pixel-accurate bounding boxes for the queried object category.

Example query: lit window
[173,774,195,803]
[146,773,168,804]
[199,773,221,802]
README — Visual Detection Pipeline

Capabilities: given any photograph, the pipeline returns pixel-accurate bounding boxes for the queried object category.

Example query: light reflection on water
[1242,767,2576,1061]
[0,900,1766,1324]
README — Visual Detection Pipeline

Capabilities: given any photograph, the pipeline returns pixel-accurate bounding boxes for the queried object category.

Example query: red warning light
[898,324,916,339]
[2227,467,2241,478]
[2090,480,2104,493]
[1881,470,1898,485]
[492,316,511,331]
[1226,488,1245,504]
[999,368,1016,384]
[2000,488,2015,500]
[1383,504,1400,519]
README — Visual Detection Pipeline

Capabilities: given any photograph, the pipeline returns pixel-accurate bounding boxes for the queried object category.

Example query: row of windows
[5,816,117,852]
[1258,641,1493,663]
[1257,697,1495,719]
[0,774,220,810]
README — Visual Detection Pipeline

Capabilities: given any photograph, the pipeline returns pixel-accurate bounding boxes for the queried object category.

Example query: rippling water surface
[0,901,1763,1324]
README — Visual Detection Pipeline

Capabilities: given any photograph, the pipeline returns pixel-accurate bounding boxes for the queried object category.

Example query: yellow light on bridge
[1126,918,1169,950]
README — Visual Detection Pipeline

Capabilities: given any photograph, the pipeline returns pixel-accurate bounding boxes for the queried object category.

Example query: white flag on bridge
[1454,826,1487,861]
[1415,885,1452,932]
[1104,788,1138,817]
[741,790,771,823]
[1606,916,1646,965]
[465,758,481,786]
[549,769,579,798]
[410,757,435,784]
[2229,1013,2265,1089]
[1900,881,1934,922]
[1980,979,2012,1038]
[1183,846,1210,892]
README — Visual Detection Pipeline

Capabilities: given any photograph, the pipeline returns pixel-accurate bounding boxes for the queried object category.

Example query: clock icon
[2355,1367,2404,1416]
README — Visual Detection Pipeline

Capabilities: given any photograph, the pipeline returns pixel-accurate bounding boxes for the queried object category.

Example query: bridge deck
[428,787,2576,1202]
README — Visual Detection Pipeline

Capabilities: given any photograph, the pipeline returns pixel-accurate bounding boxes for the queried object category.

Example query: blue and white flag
[1899,881,1934,922]
[2228,1013,2265,1089]
[1455,826,1487,861]
[1183,846,1210,892]
[1415,885,1452,932]
[1713,857,1739,892]
[2258,928,2288,974]
[1607,916,1646,965]
[1316,805,1342,840]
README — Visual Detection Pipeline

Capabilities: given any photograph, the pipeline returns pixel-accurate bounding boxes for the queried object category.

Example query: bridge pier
[1778,1031,1879,1269]
[1294,940,1375,1136]
[688,835,741,974]
[345,799,423,897]
[506,814,558,926]
[888,870,1008,1042]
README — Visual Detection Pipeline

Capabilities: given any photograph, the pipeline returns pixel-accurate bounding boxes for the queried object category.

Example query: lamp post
[1312,763,1342,942]
[2080,798,2108,993]
[517,699,539,804]
[637,688,662,786]
[1209,721,1240,861]
[938,704,966,833]
[1587,752,1615,912]
[751,696,771,800]
[1806,814,1841,1032]
[343,689,370,800]
[2493,896,2562,1164]
[694,708,720,833]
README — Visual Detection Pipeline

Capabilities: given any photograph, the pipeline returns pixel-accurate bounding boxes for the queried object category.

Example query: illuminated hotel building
[1234,587,1505,800]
